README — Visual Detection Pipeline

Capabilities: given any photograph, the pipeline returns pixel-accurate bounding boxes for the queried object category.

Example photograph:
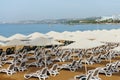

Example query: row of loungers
[74,60,120,80]
[0,42,119,80]
[24,64,59,80]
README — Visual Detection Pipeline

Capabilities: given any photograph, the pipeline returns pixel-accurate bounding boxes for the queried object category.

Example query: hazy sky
[0,0,120,21]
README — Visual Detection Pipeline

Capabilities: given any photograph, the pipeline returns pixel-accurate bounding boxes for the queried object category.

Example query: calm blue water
[0,24,120,37]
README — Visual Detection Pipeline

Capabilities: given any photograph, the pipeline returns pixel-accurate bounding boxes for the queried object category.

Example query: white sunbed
[24,67,49,80]
[0,63,16,75]
[74,67,101,80]
[48,64,59,76]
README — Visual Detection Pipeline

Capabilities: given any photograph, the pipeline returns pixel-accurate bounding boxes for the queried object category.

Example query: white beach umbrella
[0,42,5,46]
[29,37,61,46]
[28,32,48,40]
[46,31,63,40]
[7,34,27,40]
[46,31,61,36]
[61,31,73,35]
[94,29,120,42]
[111,46,120,51]
[50,40,63,45]
[5,39,32,52]
[55,35,75,41]
[46,31,78,41]
[98,35,120,43]
[51,32,85,41]
[30,37,50,46]
[108,29,120,37]
[62,40,104,49]
[5,39,25,46]
[0,35,7,41]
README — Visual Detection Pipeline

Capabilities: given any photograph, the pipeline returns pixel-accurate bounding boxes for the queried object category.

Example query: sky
[0,0,120,21]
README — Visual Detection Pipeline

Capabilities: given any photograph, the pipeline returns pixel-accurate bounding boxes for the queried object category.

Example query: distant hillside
[65,17,101,24]
[65,15,120,24]
[1,15,120,24]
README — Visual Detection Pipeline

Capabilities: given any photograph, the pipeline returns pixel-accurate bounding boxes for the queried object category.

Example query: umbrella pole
[84,50,87,75]
[84,58,87,75]
[72,49,74,61]
[14,45,16,51]
[43,47,47,68]
[110,52,111,64]
[14,45,17,67]
[45,52,47,68]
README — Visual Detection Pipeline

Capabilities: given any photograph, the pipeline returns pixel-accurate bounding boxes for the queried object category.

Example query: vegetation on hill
[65,17,120,24]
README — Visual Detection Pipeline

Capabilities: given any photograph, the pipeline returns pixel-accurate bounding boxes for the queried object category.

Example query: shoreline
[1,22,120,25]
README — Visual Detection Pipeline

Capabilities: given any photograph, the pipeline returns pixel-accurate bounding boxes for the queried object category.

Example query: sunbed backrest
[1,52,6,57]
[8,64,15,70]
[93,68,99,76]
[86,72,93,80]
[107,64,112,70]
[52,64,58,70]
[114,61,119,68]
[38,58,43,63]
[89,56,93,61]
[71,61,76,66]
[20,61,26,67]
[41,67,48,74]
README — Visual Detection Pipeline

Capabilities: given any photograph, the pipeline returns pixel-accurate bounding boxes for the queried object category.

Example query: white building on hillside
[96,15,120,22]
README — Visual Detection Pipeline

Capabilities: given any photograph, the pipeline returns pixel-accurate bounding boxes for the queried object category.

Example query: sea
[0,24,120,37]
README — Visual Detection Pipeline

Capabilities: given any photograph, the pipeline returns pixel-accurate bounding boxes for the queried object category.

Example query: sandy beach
[0,30,120,80]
